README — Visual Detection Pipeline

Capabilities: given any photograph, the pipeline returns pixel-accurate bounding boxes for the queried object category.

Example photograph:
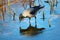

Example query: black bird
[19,5,45,21]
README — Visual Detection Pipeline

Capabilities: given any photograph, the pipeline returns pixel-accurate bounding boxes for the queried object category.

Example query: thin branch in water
[0,0,6,21]
[8,0,11,14]
[50,1,54,15]
[48,19,51,27]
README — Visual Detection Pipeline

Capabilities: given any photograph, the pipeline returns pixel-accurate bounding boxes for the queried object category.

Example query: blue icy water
[0,0,60,40]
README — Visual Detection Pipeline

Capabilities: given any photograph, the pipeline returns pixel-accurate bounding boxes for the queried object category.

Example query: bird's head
[19,14,25,21]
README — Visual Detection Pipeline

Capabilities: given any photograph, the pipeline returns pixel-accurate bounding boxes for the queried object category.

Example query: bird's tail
[39,6,45,9]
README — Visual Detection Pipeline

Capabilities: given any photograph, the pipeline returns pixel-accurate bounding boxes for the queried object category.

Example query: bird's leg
[29,17,32,28]
[35,16,37,28]
[29,18,31,26]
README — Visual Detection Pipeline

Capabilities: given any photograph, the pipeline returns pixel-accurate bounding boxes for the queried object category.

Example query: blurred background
[0,0,60,40]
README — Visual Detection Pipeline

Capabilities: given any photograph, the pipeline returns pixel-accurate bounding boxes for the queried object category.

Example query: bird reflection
[20,15,45,36]
[20,23,45,36]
